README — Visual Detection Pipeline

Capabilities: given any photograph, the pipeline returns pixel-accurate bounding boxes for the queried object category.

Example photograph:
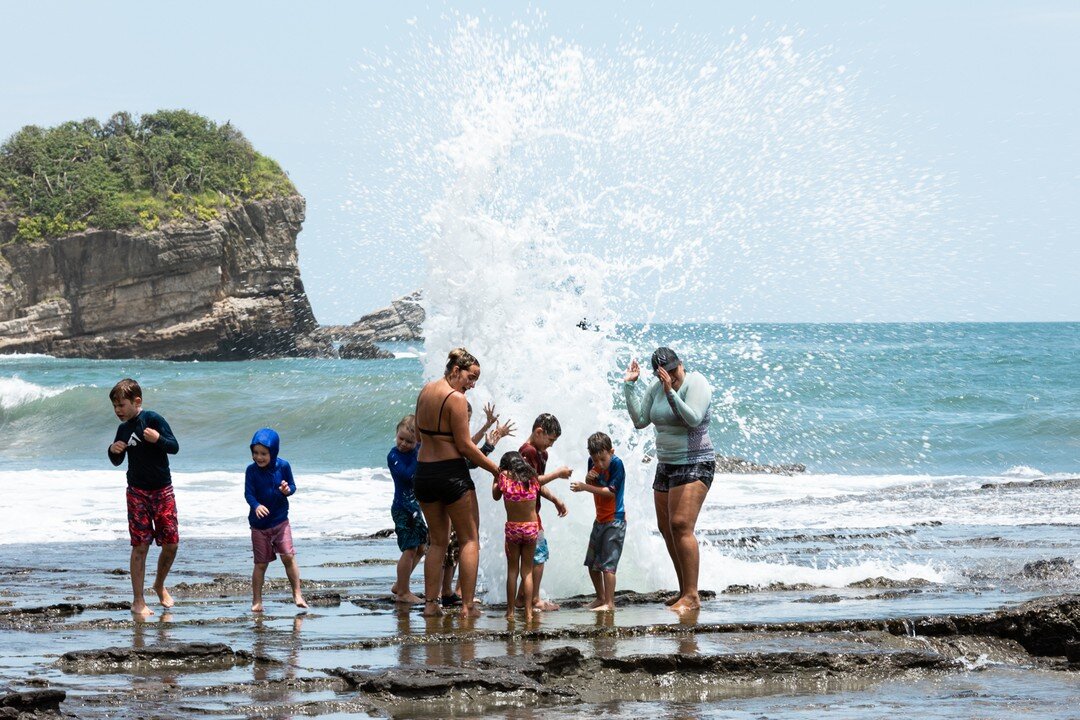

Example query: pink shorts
[504,520,540,546]
[251,519,295,564]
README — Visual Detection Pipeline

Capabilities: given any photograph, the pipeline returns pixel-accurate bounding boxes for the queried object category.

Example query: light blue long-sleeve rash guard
[623,371,716,465]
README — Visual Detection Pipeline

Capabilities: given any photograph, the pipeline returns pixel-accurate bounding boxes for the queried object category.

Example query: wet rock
[318,558,395,567]
[170,575,333,598]
[600,650,955,677]
[515,589,716,610]
[337,339,394,360]
[715,456,806,475]
[0,603,84,620]
[847,577,933,589]
[104,568,128,576]
[0,689,65,715]
[306,592,342,607]
[1021,557,1076,580]
[60,643,260,672]
[794,595,843,604]
[723,582,820,594]
[981,477,1080,491]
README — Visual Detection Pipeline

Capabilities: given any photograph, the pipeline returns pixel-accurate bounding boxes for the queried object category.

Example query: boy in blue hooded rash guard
[245,428,307,611]
[387,415,427,603]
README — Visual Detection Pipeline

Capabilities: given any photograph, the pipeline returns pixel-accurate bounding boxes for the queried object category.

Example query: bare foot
[535,599,560,611]
[293,595,308,609]
[524,611,534,623]
[251,602,264,612]
[460,602,482,618]
[664,593,680,606]
[586,598,604,609]
[130,601,154,617]
[153,585,174,608]
[669,595,701,613]
[395,592,423,604]
[505,611,515,622]
[421,600,443,617]
[589,603,613,612]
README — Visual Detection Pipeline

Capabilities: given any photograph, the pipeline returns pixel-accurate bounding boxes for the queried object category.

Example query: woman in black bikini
[414,348,500,617]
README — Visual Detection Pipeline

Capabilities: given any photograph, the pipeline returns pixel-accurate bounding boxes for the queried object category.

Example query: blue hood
[250,427,280,463]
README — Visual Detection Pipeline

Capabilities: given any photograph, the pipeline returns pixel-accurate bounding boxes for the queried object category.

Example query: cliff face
[0,195,329,360]
[323,291,425,343]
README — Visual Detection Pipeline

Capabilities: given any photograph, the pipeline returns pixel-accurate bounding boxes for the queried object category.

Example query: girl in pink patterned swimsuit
[492,451,540,622]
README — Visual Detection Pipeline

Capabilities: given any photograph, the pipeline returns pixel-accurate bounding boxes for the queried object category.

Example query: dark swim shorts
[652,460,716,493]
[584,518,626,574]
[126,485,179,546]
[413,458,475,505]
[391,503,429,552]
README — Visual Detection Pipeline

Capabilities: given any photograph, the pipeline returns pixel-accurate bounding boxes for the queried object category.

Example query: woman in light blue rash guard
[623,346,715,614]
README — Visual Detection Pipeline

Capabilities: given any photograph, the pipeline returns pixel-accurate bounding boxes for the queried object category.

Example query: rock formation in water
[324,290,424,344]
[0,195,329,360]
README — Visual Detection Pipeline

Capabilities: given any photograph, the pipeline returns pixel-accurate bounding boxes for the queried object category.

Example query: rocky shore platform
[0,538,1076,719]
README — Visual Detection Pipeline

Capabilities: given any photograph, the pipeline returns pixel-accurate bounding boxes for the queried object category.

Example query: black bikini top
[417,391,457,437]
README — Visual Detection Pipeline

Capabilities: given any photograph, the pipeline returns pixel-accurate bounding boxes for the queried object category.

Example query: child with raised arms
[517,413,571,611]
[492,451,541,623]
[246,427,306,611]
[570,431,627,611]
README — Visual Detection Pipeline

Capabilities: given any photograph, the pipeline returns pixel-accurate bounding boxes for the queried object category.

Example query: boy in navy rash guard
[107,378,180,617]
[246,427,307,611]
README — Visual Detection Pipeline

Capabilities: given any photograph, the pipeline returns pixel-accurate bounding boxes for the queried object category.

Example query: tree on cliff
[0,110,296,241]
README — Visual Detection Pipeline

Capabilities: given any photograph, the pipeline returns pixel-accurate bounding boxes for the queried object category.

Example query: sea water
[1,322,1077,603]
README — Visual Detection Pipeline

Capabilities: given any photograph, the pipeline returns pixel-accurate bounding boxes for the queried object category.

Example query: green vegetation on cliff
[0,110,296,240]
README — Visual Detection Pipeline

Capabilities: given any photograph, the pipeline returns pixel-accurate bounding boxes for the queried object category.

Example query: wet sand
[1,538,1077,719]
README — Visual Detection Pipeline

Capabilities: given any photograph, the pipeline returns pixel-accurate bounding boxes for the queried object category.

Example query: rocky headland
[0,110,329,361]
[0,196,328,360]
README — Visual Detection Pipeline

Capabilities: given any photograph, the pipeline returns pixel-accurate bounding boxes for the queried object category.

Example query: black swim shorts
[414,458,475,505]
[652,459,716,493]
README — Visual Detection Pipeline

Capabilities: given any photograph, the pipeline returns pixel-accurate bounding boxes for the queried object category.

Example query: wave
[0,377,72,410]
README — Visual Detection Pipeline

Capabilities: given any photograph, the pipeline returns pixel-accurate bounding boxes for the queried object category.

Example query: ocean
[2,322,1077,604]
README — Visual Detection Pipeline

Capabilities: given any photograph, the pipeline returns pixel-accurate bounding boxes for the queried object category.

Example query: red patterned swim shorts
[126,485,179,547]
[504,520,540,546]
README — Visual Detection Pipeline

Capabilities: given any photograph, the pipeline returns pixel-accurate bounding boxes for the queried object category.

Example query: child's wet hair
[532,413,561,438]
[109,378,142,403]
[396,414,416,436]
[587,432,613,455]
[499,451,537,481]
[445,347,479,376]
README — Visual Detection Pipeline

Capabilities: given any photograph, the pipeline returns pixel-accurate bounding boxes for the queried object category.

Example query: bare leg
[130,544,153,616]
[445,492,481,617]
[281,555,307,608]
[587,569,605,609]
[441,562,458,597]
[602,571,617,609]
[393,546,425,603]
[251,562,268,612]
[654,491,682,605]
[153,543,177,608]
[668,481,710,613]
[519,544,535,623]
[504,542,520,621]
[418,501,449,617]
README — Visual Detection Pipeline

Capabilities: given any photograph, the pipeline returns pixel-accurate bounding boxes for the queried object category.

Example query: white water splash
[0,377,69,410]
[350,15,951,599]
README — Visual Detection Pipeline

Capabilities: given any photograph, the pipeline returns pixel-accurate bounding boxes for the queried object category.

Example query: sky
[1,1,1077,323]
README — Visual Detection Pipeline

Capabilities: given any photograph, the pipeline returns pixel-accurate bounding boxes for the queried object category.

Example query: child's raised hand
[255,504,270,518]
[483,402,498,426]
[570,481,586,493]
[586,469,600,483]
[624,359,640,383]
[278,480,291,495]
[555,466,573,480]
[109,440,127,455]
[142,427,160,444]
